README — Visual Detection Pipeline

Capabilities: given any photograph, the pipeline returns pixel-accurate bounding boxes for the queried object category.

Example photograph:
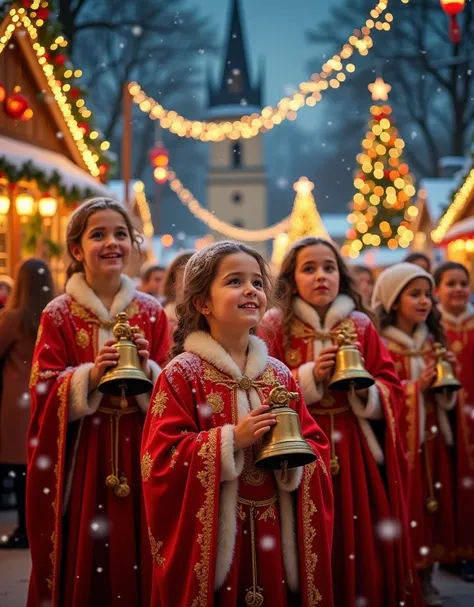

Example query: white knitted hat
[372,262,434,313]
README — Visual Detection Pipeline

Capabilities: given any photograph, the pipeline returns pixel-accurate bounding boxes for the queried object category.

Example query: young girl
[260,237,419,607]
[26,198,170,606]
[373,262,457,606]
[141,240,334,607]
[161,249,195,338]
[434,261,474,580]
[0,259,54,549]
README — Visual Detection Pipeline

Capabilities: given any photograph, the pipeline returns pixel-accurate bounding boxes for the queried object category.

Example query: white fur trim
[356,417,385,464]
[348,383,384,420]
[274,466,303,492]
[438,303,474,326]
[297,362,323,404]
[278,489,300,591]
[66,273,135,322]
[214,479,238,590]
[184,332,268,381]
[134,360,162,413]
[68,363,103,422]
[220,424,244,482]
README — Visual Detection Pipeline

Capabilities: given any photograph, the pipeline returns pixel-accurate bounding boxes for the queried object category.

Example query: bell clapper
[281,460,288,484]
[349,381,356,398]
[119,383,127,409]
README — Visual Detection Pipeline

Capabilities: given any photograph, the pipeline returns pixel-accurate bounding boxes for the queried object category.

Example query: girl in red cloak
[260,237,420,607]
[373,262,457,606]
[26,197,170,606]
[141,240,334,607]
[434,261,474,581]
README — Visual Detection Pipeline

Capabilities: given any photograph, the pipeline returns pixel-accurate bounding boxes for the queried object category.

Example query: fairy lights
[133,181,154,240]
[166,167,289,241]
[130,1,393,142]
[431,168,474,243]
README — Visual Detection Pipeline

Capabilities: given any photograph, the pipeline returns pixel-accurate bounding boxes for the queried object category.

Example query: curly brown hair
[161,250,196,304]
[274,237,372,347]
[171,241,273,358]
[66,197,143,282]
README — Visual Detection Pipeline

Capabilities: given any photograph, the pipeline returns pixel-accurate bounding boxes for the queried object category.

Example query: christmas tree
[342,78,417,259]
[272,177,329,266]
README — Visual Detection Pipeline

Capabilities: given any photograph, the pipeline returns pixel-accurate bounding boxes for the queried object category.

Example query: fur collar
[438,303,474,326]
[184,331,268,380]
[66,272,135,322]
[292,294,355,333]
[382,323,429,351]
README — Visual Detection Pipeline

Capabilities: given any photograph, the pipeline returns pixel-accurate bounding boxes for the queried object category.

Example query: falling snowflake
[411,132,418,140]
[8,470,16,478]
[131,25,143,37]
[331,430,343,443]
[376,519,401,541]
[430,426,438,434]
[150,316,156,323]
[177,232,186,240]
[198,49,205,55]
[198,404,213,418]
[434,482,442,490]
[36,382,48,395]
[18,393,31,409]
[410,520,417,528]
[92,416,101,426]
[43,487,50,494]
[38,267,45,274]
[461,477,474,489]
[119,43,124,49]
[232,68,241,76]
[355,598,368,607]
[1,535,9,543]
[227,586,232,591]
[36,455,52,470]
[133,565,138,570]
[259,535,276,551]
[353,515,358,520]
[349,554,355,560]
[419,546,429,556]
[90,516,111,539]
[276,178,288,189]
[97,567,103,573]
[29,437,39,448]
[240,98,248,106]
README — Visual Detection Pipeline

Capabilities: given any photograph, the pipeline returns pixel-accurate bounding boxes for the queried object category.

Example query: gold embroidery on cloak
[206,392,224,414]
[405,382,417,469]
[259,503,276,522]
[151,391,168,417]
[148,528,166,566]
[242,447,266,487]
[302,461,322,605]
[29,360,39,388]
[191,428,218,607]
[170,446,179,469]
[75,328,90,349]
[377,381,396,444]
[141,451,153,482]
[35,323,43,346]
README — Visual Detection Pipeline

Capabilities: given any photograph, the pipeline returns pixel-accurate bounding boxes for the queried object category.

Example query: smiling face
[294,244,340,316]
[395,277,433,328]
[200,252,267,333]
[436,268,470,316]
[70,209,132,281]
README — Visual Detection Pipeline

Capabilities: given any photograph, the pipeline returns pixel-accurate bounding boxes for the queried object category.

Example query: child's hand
[133,333,151,378]
[89,340,119,391]
[313,346,338,383]
[233,405,276,451]
[419,362,437,393]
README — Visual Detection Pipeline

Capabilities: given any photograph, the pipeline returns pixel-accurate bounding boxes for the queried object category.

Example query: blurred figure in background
[0,259,54,549]
[352,264,375,309]
[0,274,13,309]
[139,264,165,302]
[161,250,195,339]
[404,252,432,274]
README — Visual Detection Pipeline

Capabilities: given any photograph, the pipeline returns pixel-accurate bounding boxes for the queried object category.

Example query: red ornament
[0,82,5,104]
[149,143,169,169]
[4,92,30,120]
[36,8,49,20]
[23,0,32,7]
[54,54,66,66]
[440,0,465,43]
[77,122,90,135]
[69,87,81,99]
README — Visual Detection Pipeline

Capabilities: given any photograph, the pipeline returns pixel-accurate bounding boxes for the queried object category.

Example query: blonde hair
[66,197,142,280]
[171,241,272,358]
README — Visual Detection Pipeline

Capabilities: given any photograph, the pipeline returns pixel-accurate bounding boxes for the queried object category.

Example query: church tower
[207,0,267,255]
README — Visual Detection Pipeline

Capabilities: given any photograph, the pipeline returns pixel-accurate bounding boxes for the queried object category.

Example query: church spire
[208,0,262,111]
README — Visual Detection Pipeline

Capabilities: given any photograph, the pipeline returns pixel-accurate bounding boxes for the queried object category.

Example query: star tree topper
[368,77,392,101]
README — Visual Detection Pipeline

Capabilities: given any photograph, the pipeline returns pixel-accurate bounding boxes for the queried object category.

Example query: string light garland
[133,181,154,239]
[0,2,111,179]
[166,168,289,241]
[129,1,393,142]
[431,167,474,243]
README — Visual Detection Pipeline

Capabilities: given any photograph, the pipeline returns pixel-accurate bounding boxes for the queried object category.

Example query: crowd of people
[0,196,472,607]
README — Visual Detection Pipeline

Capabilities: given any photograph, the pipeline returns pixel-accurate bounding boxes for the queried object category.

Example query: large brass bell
[255,382,316,479]
[98,312,153,401]
[430,342,461,394]
[328,322,374,392]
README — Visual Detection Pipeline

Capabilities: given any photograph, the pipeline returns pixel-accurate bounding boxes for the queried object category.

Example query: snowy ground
[1,510,473,606]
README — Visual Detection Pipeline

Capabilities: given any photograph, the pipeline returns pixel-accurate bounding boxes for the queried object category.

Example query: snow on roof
[204,104,262,120]
[0,135,110,196]
[418,177,456,222]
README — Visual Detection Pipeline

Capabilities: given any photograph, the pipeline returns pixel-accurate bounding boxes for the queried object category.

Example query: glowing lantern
[15,193,34,216]
[0,194,10,215]
[38,194,57,218]
[149,143,169,183]
[440,0,465,43]
[153,167,167,184]
[4,91,30,120]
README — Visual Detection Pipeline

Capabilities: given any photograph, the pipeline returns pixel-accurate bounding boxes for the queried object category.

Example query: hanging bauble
[4,90,30,120]
[54,54,66,66]
[0,82,5,103]
[77,122,90,135]
[36,8,50,20]
[440,0,465,43]
[69,87,81,99]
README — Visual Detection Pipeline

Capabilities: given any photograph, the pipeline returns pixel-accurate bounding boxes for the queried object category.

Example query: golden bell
[255,382,316,474]
[98,312,153,398]
[328,323,374,392]
[430,342,461,394]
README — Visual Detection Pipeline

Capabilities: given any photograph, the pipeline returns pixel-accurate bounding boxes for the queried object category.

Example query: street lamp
[15,193,35,218]
[0,194,10,215]
[38,194,57,218]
